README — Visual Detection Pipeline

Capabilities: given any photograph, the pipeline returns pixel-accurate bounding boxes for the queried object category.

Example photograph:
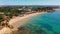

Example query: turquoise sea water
[19,10,60,34]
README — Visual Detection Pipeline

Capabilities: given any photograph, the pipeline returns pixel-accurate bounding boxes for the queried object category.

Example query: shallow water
[19,10,60,34]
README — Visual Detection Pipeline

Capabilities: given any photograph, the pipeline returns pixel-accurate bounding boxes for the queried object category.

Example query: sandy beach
[9,12,46,30]
[0,12,46,34]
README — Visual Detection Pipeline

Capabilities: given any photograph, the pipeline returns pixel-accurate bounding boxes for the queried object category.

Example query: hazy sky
[0,0,60,5]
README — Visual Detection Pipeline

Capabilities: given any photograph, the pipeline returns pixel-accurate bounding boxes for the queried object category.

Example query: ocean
[18,10,60,34]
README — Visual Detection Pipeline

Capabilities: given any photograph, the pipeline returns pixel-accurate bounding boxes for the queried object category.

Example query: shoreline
[9,12,47,30]
[0,12,47,34]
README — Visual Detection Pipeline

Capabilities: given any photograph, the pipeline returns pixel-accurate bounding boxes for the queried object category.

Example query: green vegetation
[0,6,57,17]
[0,14,4,21]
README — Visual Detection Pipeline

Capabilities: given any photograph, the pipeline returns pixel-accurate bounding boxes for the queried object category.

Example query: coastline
[0,12,47,34]
[9,12,47,30]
